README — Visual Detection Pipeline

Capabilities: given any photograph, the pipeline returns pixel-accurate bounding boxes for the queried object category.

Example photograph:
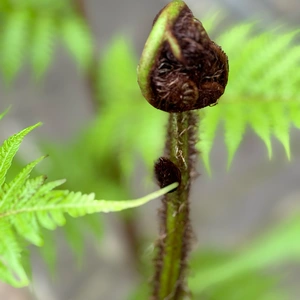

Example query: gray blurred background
[1,0,300,299]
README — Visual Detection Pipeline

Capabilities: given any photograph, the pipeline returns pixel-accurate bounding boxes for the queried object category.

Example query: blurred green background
[0,0,300,299]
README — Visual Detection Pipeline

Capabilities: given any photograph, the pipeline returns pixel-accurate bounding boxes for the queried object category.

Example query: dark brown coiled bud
[137,1,229,113]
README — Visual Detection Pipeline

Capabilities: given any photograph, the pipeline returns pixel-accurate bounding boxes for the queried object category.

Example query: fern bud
[137,1,229,113]
[154,157,181,192]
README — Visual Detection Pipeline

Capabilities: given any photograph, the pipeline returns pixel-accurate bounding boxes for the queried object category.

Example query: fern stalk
[153,111,198,299]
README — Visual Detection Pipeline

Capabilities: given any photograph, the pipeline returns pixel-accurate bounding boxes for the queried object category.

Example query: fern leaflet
[31,13,56,79]
[199,24,300,172]
[0,9,30,81]
[60,17,93,71]
[0,123,41,187]
[0,122,177,287]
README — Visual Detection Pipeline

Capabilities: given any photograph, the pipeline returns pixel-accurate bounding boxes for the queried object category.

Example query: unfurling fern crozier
[137,0,229,112]
[137,1,229,299]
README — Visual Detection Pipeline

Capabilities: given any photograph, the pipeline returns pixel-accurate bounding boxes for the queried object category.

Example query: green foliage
[130,212,300,299]
[0,9,30,81]
[198,24,300,173]
[61,16,93,71]
[0,122,177,287]
[34,36,167,276]
[1,4,300,296]
[130,215,300,300]
[31,12,56,78]
[96,36,167,178]
[189,251,288,300]
[0,123,41,186]
[1,4,299,172]
[37,37,166,201]
[87,23,300,179]
[188,213,300,297]
[0,0,93,81]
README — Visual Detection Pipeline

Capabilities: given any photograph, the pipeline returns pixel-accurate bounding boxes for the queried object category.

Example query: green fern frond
[269,101,290,159]
[38,227,57,275]
[289,101,300,129]
[95,24,299,179]
[199,24,300,172]
[0,123,41,187]
[0,178,177,286]
[0,156,46,208]
[248,101,272,159]
[0,107,11,121]
[31,13,56,79]
[224,102,247,169]
[189,213,300,294]
[0,122,177,287]
[60,17,93,71]
[189,250,288,300]
[0,4,93,80]
[198,105,221,176]
[94,36,166,180]
[0,221,28,286]
[0,9,30,81]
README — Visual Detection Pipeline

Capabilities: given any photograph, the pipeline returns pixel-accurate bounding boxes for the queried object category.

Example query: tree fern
[1,5,299,170]
[0,122,177,287]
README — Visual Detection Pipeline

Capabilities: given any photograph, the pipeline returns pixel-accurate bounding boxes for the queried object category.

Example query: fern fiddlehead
[137,1,228,299]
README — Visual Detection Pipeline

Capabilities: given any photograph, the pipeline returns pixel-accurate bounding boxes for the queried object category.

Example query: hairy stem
[153,111,198,299]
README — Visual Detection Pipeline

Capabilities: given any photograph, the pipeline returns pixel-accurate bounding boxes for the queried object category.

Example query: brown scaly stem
[137,1,228,299]
[153,111,198,299]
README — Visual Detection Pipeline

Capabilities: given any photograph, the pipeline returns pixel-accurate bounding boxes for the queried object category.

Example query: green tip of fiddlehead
[137,1,229,113]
